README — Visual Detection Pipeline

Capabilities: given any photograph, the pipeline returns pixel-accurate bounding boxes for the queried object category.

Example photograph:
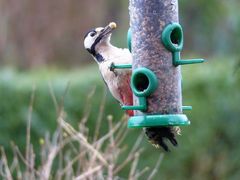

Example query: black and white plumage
[83,22,179,152]
[84,22,134,116]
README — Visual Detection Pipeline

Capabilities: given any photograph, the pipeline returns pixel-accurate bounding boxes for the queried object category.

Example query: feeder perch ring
[162,23,183,52]
[131,67,158,97]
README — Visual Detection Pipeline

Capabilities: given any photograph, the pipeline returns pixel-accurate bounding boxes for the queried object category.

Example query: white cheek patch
[84,35,95,49]
[84,27,104,50]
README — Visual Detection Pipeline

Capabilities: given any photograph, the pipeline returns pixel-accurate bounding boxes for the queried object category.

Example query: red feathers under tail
[126,110,134,116]
[119,76,134,117]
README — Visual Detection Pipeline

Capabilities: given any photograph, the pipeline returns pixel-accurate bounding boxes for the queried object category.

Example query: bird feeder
[112,0,204,128]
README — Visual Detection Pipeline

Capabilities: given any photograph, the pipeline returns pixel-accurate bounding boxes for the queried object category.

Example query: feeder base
[128,114,190,128]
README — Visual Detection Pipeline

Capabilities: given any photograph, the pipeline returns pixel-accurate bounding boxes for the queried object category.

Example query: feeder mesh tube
[129,0,182,115]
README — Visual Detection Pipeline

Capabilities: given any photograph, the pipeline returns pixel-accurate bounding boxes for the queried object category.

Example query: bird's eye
[100,29,104,32]
[90,32,96,37]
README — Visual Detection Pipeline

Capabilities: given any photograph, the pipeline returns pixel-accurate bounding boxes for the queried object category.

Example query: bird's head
[84,22,117,59]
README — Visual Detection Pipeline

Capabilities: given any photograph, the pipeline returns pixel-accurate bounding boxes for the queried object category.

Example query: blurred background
[0,0,240,179]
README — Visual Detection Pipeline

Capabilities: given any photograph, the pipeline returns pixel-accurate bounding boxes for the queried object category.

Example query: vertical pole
[129,0,182,115]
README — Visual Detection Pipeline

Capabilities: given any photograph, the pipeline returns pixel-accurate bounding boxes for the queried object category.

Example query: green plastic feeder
[122,67,158,111]
[117,24,206,128]
[162,23,205,66]
[120,67,191,128]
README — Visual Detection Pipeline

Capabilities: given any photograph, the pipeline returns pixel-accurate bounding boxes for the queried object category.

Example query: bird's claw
[109,62,115,72]
[109,62,118,76]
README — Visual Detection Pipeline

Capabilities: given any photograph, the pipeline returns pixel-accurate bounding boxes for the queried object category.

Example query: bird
[83,22,179,152]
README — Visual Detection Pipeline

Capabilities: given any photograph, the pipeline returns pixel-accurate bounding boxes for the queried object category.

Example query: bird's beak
[99,22,117,38]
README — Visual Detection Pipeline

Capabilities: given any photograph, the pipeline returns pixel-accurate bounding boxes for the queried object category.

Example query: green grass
[0,57,240,179]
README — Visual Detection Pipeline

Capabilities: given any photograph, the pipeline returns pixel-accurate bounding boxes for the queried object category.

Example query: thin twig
[74,165,102,180]
[48,81,59,113]
[147,153,164,180]
[116,128,129,147]
[107,115,115,180]
[40,146,58,180]
[114,132,144,175]
[29,144,36,179]
[133,167,150,180]
[129,132,144,155]
[80,86,96,125]
[58,82,70,174]
[10,142,23,180]
[59,117,108,167]
[115,116,128,143]
[113,148,144,175]
[93,90,106,141]
[94,120,122,148]
[74,120,122,163]
[0,147,13,180]
[26,85,35,179]
[12,144,40,176]
[59,151,83,177]
[129,152,140,180]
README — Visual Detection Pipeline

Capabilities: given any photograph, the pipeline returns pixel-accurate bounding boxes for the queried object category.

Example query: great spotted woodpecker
[84,22,179,152]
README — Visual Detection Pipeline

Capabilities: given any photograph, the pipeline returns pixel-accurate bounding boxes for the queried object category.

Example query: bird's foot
[109,62,118,76]
[109,62,115,72]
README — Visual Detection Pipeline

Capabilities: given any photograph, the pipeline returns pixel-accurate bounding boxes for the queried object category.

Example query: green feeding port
[162,23,183,52]
[134,73,149,91]
[161,23,205,66]
[122,67,158,111]
[131,68,158,97]
[171,27,182,46]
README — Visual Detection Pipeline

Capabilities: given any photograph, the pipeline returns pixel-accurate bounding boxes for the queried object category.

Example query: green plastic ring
[162,23,183,52]
[131,67,158,97]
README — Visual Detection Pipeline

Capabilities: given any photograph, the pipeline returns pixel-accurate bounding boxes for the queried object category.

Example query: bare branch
[147,153,164,180]
[59,117,108,167]
[0,147,13,180]
[129,152,140,180]
[93,90,106,142]
[26,85,35,179]
[133,167,150,180]
[74,166,102,180]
